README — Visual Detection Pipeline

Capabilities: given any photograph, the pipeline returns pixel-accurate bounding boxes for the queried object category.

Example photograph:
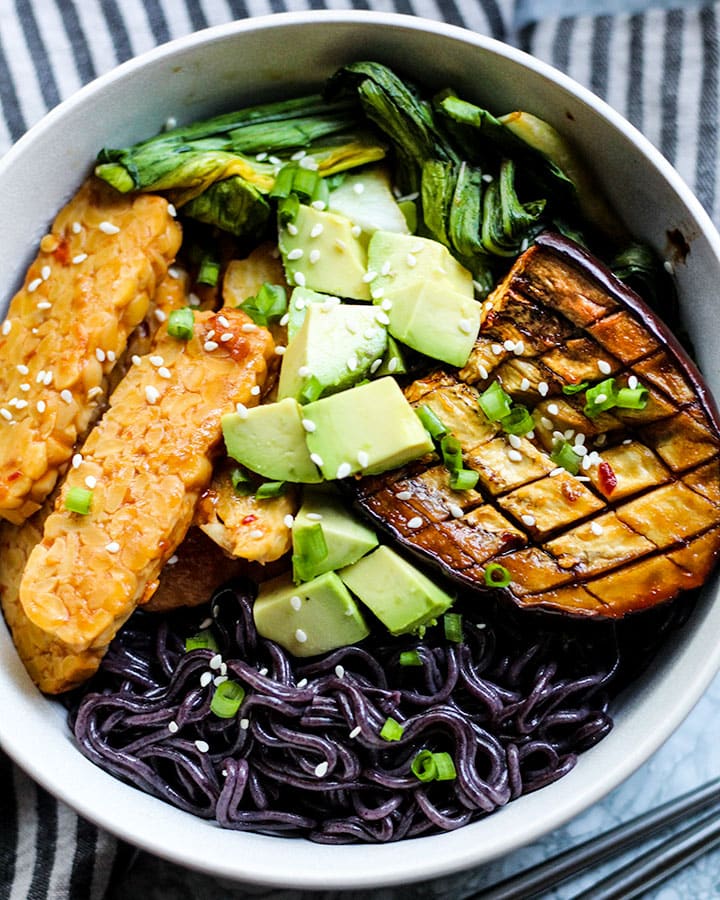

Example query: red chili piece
[598,461,617,496]
[241,514,258,525]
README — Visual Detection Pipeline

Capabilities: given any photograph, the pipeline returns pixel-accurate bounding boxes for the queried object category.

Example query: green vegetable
[550,440,582,475]
[167,307,195,340]
[562,381,589,395]
[481,159,546,257]
[380,717,404,741]
[449,468,479,491]
[65,487,93,515]
[255,481,286,499]
[185,630,218,652]
[183,175,271,238]
[399,650,423,667]
[499,404,534,435]
[478,381,513,422]
[484,563,511,588]
[291,521,328,584]
[197,253,221,286]
[584,378,618,417]
[616,385,649,409]
[240,283,287,327]
[230,467,254,495]
[210,680,246,718]
[417,404,448,441]
[443,612,463,643]
[411,749,457,782]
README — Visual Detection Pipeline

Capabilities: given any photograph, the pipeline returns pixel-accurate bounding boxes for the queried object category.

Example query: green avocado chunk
[292,489,378,582]
[277,302,388,402]
[367,231,481,367]
[339,545,454,636]
[279,204,371,301]
[286,286,334,341]
[253,570,370,657]
[222,396,322,483]
[302,377,434,480]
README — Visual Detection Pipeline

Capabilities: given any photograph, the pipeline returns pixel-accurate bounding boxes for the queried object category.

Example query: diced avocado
[328,166,409,236]
[367,231,480,367]
[277,303,388,403]
[302,377,433,480]
[278,204,371,301]
[222,397,322,483]
[286,286,335,341]
[292,489,378,582]
[339,545,454,636]
[253,570,369,657]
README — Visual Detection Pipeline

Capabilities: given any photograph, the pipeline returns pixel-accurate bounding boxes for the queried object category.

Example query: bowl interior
[1,12,719,890]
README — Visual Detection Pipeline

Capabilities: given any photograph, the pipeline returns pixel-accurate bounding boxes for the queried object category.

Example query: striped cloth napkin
[1,1,718,898]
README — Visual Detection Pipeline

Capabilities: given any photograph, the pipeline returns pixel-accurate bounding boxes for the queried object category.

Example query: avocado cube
[286,286,332,341]
[368,231,474,300]
[302,377,434,480]
[292,489,378,582]
[253,570,369,657]
[339,545,454,636]
[222,396,322,483]
[279,204,371,301]
[277,303,388,403]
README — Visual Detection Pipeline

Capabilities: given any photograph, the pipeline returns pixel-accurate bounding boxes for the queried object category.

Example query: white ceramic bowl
[1,11,720,891]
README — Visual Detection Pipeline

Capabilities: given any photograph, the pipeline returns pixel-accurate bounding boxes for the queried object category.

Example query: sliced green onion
[311,175,330,208]
[399,650,423,667]
[197,254,220,286]
[484,563,512,588]
[550,439,582,475]
[499,404,534,435]
[449,468,479,492]
[278,193,300,225]
[411,750,457,783]
[562,380,589,395]
[269,163,297,199]
[440,434,463,473]
[292,167,321,201]
[241,282,287,327]
[443,612,463,643]
[230,467,254,495]
[167,307,195,341]
[478,380,513,422]
[584,378,617,417]
[255,481,286,499]
[65,486,93,515]
[616,385,649,410]
[416,404,448,441]
[185,629,218,652]
[380,716,404,741]
[300,374,323,404]
[292,521,328,583]
[210,679,245,718]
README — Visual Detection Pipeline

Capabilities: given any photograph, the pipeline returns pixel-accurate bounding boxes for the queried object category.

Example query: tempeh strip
[19,307,274,652]
[0,177,182,524]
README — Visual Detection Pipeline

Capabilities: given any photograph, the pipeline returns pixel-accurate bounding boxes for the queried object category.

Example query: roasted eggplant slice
[352,233,720,618]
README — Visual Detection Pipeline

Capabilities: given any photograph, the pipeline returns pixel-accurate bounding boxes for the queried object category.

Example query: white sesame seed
[250,385,261,396]
[106,541,120,553]
[346,355,358,373]
[241,322,258,333]
[214,675,228,687]
[250,529,264,540]
[71,221,82,234]
[349,725,361,739]
[458,318,474,335]
[503,339,516,352]
[521,514,536,527]
[508,434,522,449]
[309,223,325,239]
[478,365,489,381]
[195,740,210,753]
[60,389,73,404]
[628,375,638,390]
[43,371,53,385]
[240,718,250,730]
[351,224,362,237]
[131,355,142,366]
[167,203,177,217]
[406,253,417,267]
[597,360,612,375]
[407,516,423,529]
[200,617,213,629]
[375,310,390,326]
[209,653,223,670]
[370,286,385,300]
[549,467,564,477]
[168,267,181,280]
[380,298,393,312]
[85,475,97,489]
[158,367,172,379]
[547,403,560,415]
[95,348,106,363]
[520,378,531,391]
[491,343,504,356]
[18,383,29,392]
[540,417,554,430]
[167,554,179,565]
[41,265,51,280]
[286,223,299,236]
[594,393,608,405]
[149,355,164,367]
[309,249,321,264]
[538,381,549,397]
[168,721,179,734]
[508,449,523,462]
[663,259,675,275]
[294,272,307,287]
[99,221,120,235]
[310,453,324,467]
[582,454,593,471]
[200,671,213,687]
[296,678,308,689]
[72,253,88,265]
[274,345,287,356]
[36,400,46,413]
[204,340,219,352]
[235,402,249,419]
[155,309,167,323]
[574,445,588,457]
[370,358,383,374]
[301,418,316,434]
[145,385,160,405]
[590,521,604,535]
[514,340,525,355]
[0,409,12,421]
[575,433,586,446]
[299,156,319,171]
[284,514,295,528]
[295,629,308,643]
[564,429,575,441]
[290,595,302,611]
[314,761,329,777]
[357,450,369,467]
[27,278,42,293]
[279,313,290,327]
[396,490,412,500]
[1,321,11,336]
[448,503,464,518]
[306,513,323,521]
[287,248,304,260]
[37,301,52,311]
[336,462,352,479]
[335,665,345,678]
[353,182,365,195]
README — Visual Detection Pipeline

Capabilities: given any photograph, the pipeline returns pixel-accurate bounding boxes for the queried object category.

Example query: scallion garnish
[416,404,448,441]
[449,468,479,491]
[292,521,328,583]
[499,404,534,435]
[185,629,218,652]
[292,167,320,201]
[562,380,589,395]
[380,717,404,741]
[300,374,324,403]
[65,486,93,515]
[230,467,254,495]
[583,377,618,417]
[269,163,297,199]
[484,563,511,588]
[167,307,195,341]
[197,253,220,286]
[440,434,463,473]
[478,380,513,422]
[616,385,649,409]
[210,679,245,718]
[411,750,457,783]
[550,439,582,475]
[241,282,287,327]
[255,481,286,499]
[443,612,463,643]
[399,650,423,667]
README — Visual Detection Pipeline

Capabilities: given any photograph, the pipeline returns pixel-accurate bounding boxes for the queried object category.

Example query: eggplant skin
[352,233,720,619]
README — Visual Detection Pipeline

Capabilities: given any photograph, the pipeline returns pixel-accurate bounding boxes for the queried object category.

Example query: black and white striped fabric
[1,2,719,898]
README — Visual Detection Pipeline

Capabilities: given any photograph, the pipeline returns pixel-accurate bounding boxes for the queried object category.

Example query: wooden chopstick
[471,776,720,899]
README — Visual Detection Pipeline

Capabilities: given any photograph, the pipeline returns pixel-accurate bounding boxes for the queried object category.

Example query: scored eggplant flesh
[352,233,720,618]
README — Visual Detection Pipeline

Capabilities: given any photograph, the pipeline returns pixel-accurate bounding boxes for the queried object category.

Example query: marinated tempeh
[352,234,720,618]
[19,307,274,652]
[0,177,182,524]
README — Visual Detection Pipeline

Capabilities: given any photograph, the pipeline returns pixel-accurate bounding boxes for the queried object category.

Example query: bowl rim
[2,9,720,890]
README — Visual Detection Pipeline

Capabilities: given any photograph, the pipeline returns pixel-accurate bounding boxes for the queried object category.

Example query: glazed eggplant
[352,233,720,618]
